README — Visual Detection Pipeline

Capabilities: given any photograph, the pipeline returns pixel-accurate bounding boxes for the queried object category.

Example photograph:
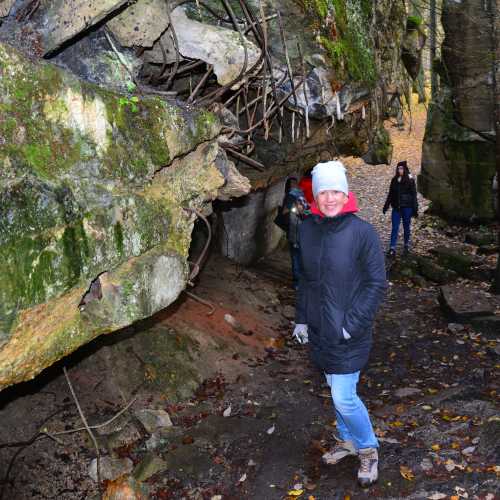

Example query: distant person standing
[275,177,309,289]
[383,161,418,257]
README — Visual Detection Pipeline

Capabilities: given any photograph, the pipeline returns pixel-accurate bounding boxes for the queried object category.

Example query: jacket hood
[394,162,411,180]
[310,191,359,218]
[298,176,314,204]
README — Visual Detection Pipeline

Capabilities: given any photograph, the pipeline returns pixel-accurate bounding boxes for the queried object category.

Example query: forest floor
[0,103,498,500]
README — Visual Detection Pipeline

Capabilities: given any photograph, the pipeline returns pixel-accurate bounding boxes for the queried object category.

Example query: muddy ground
[0,106,498,500]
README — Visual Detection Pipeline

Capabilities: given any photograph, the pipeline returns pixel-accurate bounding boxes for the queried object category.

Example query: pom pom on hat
[312,161,349,198]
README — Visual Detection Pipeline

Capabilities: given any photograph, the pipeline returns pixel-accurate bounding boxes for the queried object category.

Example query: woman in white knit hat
[292,161,387,487]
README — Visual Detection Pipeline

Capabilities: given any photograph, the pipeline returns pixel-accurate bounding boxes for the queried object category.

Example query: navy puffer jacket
[295,209,387,374]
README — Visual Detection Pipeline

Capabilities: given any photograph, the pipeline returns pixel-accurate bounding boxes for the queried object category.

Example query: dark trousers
[289,243,302,290]
[390,207,413,249]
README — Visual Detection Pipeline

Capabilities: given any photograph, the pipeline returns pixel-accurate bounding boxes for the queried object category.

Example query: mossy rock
[363,125,393,165]
[429,246,478,278]
[420,87,496,222]
[0,41,225,390]
[415,255,458,285]
[465,231,496,247]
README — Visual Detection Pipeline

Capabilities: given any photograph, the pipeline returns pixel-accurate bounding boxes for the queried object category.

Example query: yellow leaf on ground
[431,444,441,451]
[263,337,285,349]
[400,465,415,480]
[391,421,404,427]
[287,490,304,497]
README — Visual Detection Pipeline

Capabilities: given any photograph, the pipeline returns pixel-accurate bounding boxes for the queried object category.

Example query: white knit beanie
[312,161,349,198]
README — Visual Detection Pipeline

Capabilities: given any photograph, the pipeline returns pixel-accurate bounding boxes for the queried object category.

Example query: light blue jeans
[325,371,378,450]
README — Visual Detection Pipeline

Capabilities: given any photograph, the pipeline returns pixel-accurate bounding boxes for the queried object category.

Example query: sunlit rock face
[0,41,231,389]
[419,0,496,221]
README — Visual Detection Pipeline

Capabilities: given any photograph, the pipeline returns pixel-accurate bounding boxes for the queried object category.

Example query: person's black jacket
[295,213,387,374]
[383,175,418,214]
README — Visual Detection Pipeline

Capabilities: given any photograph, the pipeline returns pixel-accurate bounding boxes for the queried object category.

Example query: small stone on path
[395,387,422,398]
[133,453,168,481]
[135,409,173,434]
[88,456,133,482]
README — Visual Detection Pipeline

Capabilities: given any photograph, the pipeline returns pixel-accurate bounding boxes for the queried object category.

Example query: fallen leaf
[390,420,404,428]
[427,493,447,500]
[238,473,247,483]
[400,465,415,480]
[454,486,469,498]
[264,337,285,350]
[266,425,275,435]
[379,437,399,444]
[223,405,232,417]
[431,444,440,451]
[287,490,304,497]
[445,460,457,472]
[462,446,475,455]
[182,435,194,445]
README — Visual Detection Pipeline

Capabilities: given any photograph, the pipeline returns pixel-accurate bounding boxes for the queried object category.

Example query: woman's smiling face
[316,190,348,217]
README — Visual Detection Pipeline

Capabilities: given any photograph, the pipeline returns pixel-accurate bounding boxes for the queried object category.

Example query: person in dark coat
[278,177,309,289]
[383,160,418,257]
[292,161,386,487]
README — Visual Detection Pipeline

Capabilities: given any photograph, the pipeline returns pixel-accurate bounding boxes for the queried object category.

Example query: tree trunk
[430,0,438,99]
[492,0,500,293]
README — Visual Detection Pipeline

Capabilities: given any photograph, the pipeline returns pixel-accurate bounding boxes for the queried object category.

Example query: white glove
[292,324,308,344]
[342,328,351,340]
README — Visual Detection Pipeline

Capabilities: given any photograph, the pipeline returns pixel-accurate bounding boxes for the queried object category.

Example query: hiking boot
[322,438,357,465]
[386,249,396,258]
[357,447,378,487]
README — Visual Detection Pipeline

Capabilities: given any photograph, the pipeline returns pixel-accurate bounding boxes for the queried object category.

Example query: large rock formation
[419,0,497,221]
[0,41,246,389]
[0,0,412,387]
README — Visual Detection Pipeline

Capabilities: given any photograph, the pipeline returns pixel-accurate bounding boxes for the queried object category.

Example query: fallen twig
[46,397,138,437]
[297,41,310,138]
[220,143,265,171]
[104,28,140,91]
[164,6,181,90]
[184,290,216,315]
[63,367,102,498]
[183,208,213,283]
[0,409,62,500]
[188,64,213,103]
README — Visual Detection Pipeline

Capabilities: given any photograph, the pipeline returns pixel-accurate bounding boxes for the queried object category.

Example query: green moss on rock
[0,41,226,390]
[420,88,496,221]
[308,0,376,84]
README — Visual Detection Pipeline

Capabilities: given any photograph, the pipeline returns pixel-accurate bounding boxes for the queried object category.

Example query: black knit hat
[396,160,408,169]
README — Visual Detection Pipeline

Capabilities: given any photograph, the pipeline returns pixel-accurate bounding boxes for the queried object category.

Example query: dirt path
[0,104,498,500]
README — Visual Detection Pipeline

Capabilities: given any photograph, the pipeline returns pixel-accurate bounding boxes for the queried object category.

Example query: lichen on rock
[0,40,228,390]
